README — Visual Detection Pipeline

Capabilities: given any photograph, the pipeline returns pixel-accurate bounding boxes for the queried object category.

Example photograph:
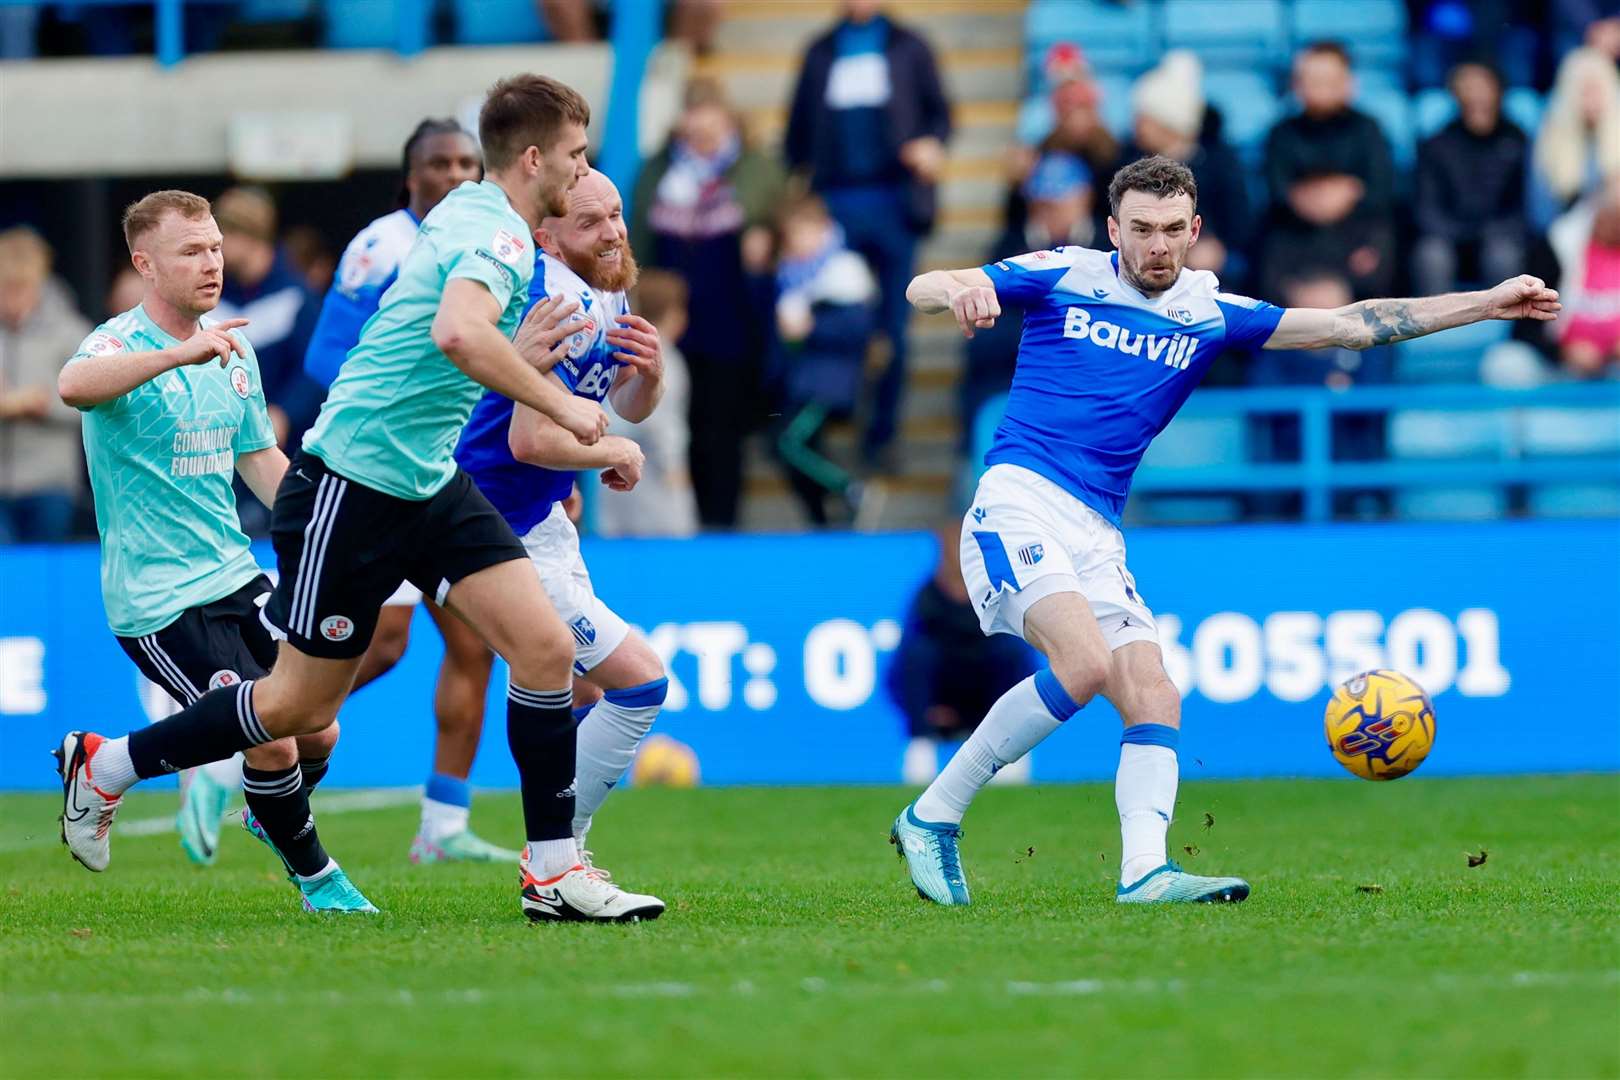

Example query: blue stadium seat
[1096,72,1135,139]
[1356,86,1414,169]
[240,0,314,20]
[1394,488,1508,520]
[1162,0,1285,69]
[1414,87,1455,139]
[1527,486,1620,517]
[323,0,429,49]
[450,0,549,45]
[1519,407,1620,456]
[1203,69,1281,158]
[1388,406,1512,521]
[1394,320,1510,383]
[1025,0,1158,77]
[1293,0,1408,69]
[1133,414,1247,523]
[1503,88,1544,136]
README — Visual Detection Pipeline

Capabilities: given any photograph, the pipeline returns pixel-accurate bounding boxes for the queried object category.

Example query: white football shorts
[959,463,1158,651]
[382,581,423,608]
[521,503,629,675]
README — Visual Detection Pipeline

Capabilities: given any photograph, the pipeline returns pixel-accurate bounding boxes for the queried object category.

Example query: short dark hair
[1300,39,1352,67]
[1107,155,1198,218]
[478,74,591,172]
[402,117,472,177]
[121,190,212,252]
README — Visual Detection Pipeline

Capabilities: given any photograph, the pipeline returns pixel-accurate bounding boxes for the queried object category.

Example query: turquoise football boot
[890,803,970,905]
[176,767,231,866]
[1116,861,1249,904]
[296,864,380,915]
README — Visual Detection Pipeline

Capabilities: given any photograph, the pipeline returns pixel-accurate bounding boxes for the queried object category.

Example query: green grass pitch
[2,776,1616,1078]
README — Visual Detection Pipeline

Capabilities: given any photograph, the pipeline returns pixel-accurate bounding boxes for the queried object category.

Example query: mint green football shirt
[70,304,278,637]
[302,179,535,499]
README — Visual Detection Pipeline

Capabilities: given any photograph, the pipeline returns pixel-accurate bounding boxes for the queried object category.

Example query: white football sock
[902,736,940,785]
[527,838,581,878]
[913,670,1081,825]
[89,736,138,795]
[1116,724,1181,885]
[200,754,243,791]
[572,679,667,839]
[420,797,470,845]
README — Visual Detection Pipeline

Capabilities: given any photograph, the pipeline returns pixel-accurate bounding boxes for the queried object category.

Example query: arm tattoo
[1352,300,1426,346]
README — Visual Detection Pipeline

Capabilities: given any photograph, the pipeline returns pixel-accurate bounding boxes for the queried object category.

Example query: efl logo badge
[208,669,241,690]
[491,228,526,267]
[229,366,252,398]
[320,615,355,642]
[84,332,125,356]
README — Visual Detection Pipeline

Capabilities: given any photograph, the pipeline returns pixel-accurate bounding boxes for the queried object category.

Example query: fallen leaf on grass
[1013,846,1037,863]
[1467,849,1489,868]
[1202,812,1215,831]
[1356,884,1383,894]
[69,928,93,938]
[1182,844,1200,858]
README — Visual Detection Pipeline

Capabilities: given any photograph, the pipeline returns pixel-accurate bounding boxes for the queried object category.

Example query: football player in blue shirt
[892,154,1561,906]
[304,119,518,864]
[454,168,671,904]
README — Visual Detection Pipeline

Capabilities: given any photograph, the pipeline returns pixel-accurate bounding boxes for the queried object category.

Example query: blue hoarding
[1,519,1616,790]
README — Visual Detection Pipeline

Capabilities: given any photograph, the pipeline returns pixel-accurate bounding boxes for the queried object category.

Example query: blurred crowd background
[2,0,1619,548]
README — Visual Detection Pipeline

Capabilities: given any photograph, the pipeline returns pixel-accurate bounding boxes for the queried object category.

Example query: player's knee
[251,678,341,738]
[1050,651,1109,707]
[298,720,341,758]
[244,737,299,771]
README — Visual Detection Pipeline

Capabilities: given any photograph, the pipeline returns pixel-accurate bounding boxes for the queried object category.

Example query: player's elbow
[57,366,92,409]
[508,424,550,467]
[430,314,471,365]
[904,275,929,306]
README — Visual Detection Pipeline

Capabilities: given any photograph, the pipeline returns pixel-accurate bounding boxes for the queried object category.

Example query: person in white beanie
[1125,51,1253,285]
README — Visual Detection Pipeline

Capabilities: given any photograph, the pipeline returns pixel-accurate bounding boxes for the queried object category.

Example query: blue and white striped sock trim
[1121,722,1179,750]
[508,684,573,710]
[235,681,271,745]
[1033,668,1082,722]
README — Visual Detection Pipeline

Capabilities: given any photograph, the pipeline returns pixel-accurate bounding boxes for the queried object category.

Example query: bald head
[538,169,638,292]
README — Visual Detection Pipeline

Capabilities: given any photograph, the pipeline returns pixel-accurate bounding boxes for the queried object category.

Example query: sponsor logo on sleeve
[83,332,125,356]
[491,228,526,267]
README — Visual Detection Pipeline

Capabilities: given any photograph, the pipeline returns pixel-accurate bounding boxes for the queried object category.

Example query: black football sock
[127,680,272,779]
[506,684,577,843]
[242,765,331,877]
[299,755,330,790]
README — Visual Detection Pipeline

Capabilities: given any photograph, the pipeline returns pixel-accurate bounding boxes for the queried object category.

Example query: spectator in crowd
[1011,43,1122,243]
[1261,41,1397,300]
[888,522,1038,786]
[632,78,784,529]
[595,270,701,539]
[1249,269,1391,517]
[785,0,952,468]
[282,224,337,295]
[0,227,89,543]
[1414,61,1530,295]
[539,0,596,41]
[211,186,324,452]
[961,153,1095,439]
[1548,177,1620,376]
[1554,0,1620,59]
[1530,47,1620,230]
[771,196,878,526]
[1122,51,1251,284]
[104,266,144,319]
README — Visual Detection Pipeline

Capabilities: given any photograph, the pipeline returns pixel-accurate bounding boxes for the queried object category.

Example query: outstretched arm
[431,279,607,445]
[59,319,250,408]
[1264,275,1561,352]
[907,267,1001,339]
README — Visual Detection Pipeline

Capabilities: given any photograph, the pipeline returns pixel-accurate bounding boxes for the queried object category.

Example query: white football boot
[519,845,665,923]
[54,731,124,872]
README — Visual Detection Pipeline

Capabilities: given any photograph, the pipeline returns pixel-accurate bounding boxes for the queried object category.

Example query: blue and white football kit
[304,207,428,609]
[959,246,1282,649]
[455,252,632,674]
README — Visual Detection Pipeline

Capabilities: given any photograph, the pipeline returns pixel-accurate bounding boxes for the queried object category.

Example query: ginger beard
[539,170,640,293]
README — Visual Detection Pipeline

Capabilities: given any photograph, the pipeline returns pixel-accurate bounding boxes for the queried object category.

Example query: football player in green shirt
[57,75,663,922]
[56,189,374,912]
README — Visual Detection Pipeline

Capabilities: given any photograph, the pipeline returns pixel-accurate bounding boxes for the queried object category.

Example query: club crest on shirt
[83,332,125,356]
[1167,307,1194,324]
[209,669,241,690]
[490,228,526,267]
[229,365,252,398]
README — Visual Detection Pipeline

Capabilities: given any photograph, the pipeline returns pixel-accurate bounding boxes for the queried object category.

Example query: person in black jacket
[888,522,1039,785]
[784,0,952,467]
[1414,61,1529,295]
[1260,41,1397,300]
